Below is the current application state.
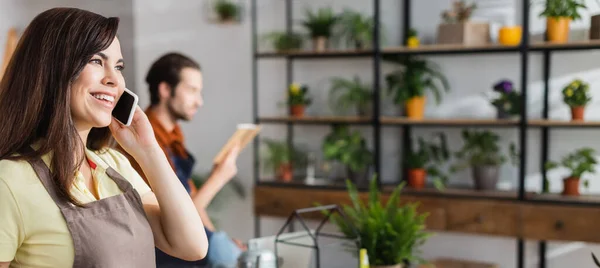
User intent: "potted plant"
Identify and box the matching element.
[212,0,240,23]
[328,76,373,116]
[539,0,587,43]
[335,9,378,49]
[450,129,519,190]
[300,7,339,51]
[405,133,450,190]
[562,78,591,121]
[384,55,450,119]
[326,177,431,267]
[287,82,311,117]
[490,79,522,119]
[544,147,596,196]
[406,28,420,48]
[263,31,304,52]
[262,139,306,182]
[437,1,489,46]
[322,125,373,187]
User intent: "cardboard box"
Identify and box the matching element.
[437,22,490,46]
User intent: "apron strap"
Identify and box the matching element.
[19,146,72,209]
[105,167,133,193]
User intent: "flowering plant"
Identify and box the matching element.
[490,79,522,116]
[287,83,312,106]
[562,79,591,107]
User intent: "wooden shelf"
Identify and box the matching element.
[380,117,519,127]
[258,115,372,125]
[530,39,600,51]
[256,48,373,58]
[389,186,523,200]
[528,119,600,128]
[382,43,520,55]
[529,193,600,205]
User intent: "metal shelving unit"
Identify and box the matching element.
[250,1,600,267]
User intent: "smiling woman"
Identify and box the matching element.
[0,7,208,268]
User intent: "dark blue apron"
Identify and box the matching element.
[155,149,213,267]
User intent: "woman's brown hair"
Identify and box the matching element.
[0,7,120,206]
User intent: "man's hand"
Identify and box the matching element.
[210,144,240,182]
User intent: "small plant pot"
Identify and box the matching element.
[312,36,328,52]
[290,105,305,117]
[405,96,426,119]
[472,165,499,190]
[407,168,426,189]
[546,17,571,43]
[498,26,522,45]
[357,102,372,117]
[562,177,580,196]
[407,36,420,48]
[276,163,293,182]
[570,106,584,121]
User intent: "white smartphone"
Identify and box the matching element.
[112,87,138,126]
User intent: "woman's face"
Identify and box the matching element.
[70,37,125,131]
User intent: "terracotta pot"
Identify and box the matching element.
[407,168,426,189]
[562,177,580,196]
[276,163,293,182]
[405,96,426,119]
[546,17,571,43]
[290,105,305,117]
[312,36,328,51]
[571,106,584,121]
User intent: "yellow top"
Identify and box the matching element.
[0,146,152,268]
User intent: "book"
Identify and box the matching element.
[213,123,260,164]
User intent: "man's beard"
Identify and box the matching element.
[167,101,189,121]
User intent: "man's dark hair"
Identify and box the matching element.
[145,52,201,106]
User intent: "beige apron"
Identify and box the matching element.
[23,146,156,267]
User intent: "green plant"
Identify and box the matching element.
[301,7,339,38]
[325,177,431,266]
[384,55,450,105]
[262,138,306,171]
[407,28,418,39]
[213,0,239,21]
[328,76,372,115]
[545,147,597,186]
[287,82,311,106]
[335,9,375,48]
[562,78,591,107]
[441,1,477,23]
[263,32,304,51]
[322,124,372,173]
[450,129,519,172]
[405,133,451,190]
[490,79,522,116]
[539,0,587,20]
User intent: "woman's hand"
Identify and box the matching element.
[108,106,158,158]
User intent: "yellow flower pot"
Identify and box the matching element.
[498,26,522,45]
[407,36,420,48]
[546,17,571,43]
[405,96,426,119]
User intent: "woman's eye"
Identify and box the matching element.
[116,65,125,71]
[90,59,102,65]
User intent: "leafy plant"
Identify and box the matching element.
[450,129,519,172]
[545,147,597,186]
[213,0,239,21]
[490,79,522,116]
[539,0,587,20]
[384,55,450,105]
[263,32,304,51]
[335,9,374,48]
[301,7,340,38]
[328,76,372,116]
[287,82,312,106]
[407,28,418,39]
[562,78,591,107]
[262,138,306,172]
[322,124,373,173]
[441,0,477,23]
[325,177,431,266]
[405,133,451,190]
